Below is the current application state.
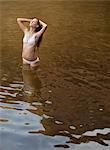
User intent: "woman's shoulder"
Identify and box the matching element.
[24,29,29,34]
[34,32,40,38]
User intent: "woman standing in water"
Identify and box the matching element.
[17,17,47,68]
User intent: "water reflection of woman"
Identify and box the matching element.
[22,66,42,97]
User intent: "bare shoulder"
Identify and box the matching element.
[24,28,29,34]
[34,32,40,38]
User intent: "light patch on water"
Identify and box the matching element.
[55,120,63,125]
[72,134,81,139]
[73,141,110,150]
[82,128,110,137]
[0,95,6,99]
[59,130,70,134]
[45,100,52,104]
[0,100,37,110]
[32,102,43,106]
[0,85,22,91]
[42,114,53,119]
[69,125,76,130]
[0,108,44,135]
[9,83,24,88]
[0,91,17,97]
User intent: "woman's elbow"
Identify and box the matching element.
[17,18,22,22]
[17,18,20,22]
[42,24,47,30]
[45,24,48,29]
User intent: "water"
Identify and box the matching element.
[0,0,110,150]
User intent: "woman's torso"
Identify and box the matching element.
[22,31,39,60]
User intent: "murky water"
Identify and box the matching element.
[0,0,110,150]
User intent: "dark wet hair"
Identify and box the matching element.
[30,17,43,48]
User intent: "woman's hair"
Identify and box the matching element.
[30,17,43,48]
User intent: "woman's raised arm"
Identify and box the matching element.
[17,18,32,22]
[37,19,47,37]
[17,18,32,32]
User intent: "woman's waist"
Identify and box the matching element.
[23,45,36,51]
[22,52,39,61]
[22,46,39,60]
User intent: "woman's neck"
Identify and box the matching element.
[29,27,36,34]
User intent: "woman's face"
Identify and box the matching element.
[29,18,39,28]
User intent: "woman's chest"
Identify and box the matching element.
[23,33,38,45]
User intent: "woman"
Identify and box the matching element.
[17,17,47,68]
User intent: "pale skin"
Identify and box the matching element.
[17,17,47,68]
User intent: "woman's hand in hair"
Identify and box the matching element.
[36,20,47,37]
[39,20,47,28]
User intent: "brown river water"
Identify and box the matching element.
[0,0,110,150]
